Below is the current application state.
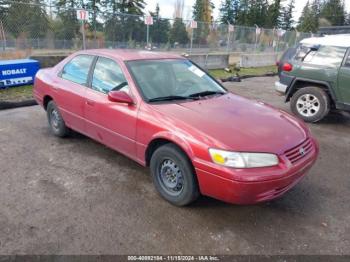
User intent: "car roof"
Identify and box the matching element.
[75,49,185,61]
[300,34,350,48]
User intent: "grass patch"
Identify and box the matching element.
[209,65,277,79]
[0,85,33,102]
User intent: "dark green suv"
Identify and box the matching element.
[275,35,350,122]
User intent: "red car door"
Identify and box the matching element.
[84,56,138,159]
[55,54,95,133]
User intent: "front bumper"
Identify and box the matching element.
[194,139,319,205]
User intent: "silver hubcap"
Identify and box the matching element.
[51,109,60,129]
[159,159,184,196]
[296,94,320,117]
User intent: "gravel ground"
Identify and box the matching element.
[0,76,350,255]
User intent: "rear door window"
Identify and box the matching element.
[294,45,315,61]
[61,55,95,85]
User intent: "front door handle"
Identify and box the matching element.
[86,100,95,106]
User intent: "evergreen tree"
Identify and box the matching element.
[0,0,7,17]
[246,0,269,27]
[103,0,145,43]
[236,0,249,25]
[169,18,188,45]
[5,0,49,39]
[192,0,214,22]
[281,0,294,30]
[54,0,81,41]
[118,0,145,15]
[86,0,102,34]
[320,0,345,26]
[219,0,239,25]
[103,0,120,42]
[346,13,350,25]
[192,0,214,45]
[28,0,50,38]
[219,0,236,24]
[265,0,282,28]
[150,4,170,44]
[297,0,319,32]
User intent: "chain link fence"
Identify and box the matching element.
[0,2,315,58]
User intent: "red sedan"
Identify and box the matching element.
[33,49,319,206]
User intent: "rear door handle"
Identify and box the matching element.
[86,100,95,106]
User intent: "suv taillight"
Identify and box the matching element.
[282,63,293,72]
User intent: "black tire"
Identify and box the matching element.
[47,101,69,137]
[150,144,199,206]
[290,86,330,123]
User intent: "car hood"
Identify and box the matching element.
[152,93,308,154]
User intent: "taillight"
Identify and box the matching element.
[282,63,293,72]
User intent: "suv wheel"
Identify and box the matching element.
[150,144,199,206]
[291,86,330,123]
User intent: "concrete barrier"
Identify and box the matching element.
[30,53,230,70]
[29,55,67,68]
[189,54,229,69]
[239,53,278,67]
[29,52,277,70]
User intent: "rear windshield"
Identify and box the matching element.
[294,45,318,62]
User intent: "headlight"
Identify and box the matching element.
[209,149,279,168]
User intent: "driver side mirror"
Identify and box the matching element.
[108,91,134,105]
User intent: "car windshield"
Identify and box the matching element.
[127,59,226,102]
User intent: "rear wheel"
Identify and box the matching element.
[290,86,330,123]
[47,101,69,137]
[150,144,199,206]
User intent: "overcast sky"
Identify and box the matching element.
[145,0,350,24]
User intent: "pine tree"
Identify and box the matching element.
[28,0,50,38]
[297,0,320,32]
[54,0,81,42]
[219,0,239,25]
[236,0,249,25]
[281,0,294,30]
[86,0,102,34]
[150,4,170,44]
[246,0,269,27]
[103,0,121,42]
[320,0,345,26]
[265,0,282,28]
[103,0,145,43]
[169,18,188,45]
[346,13,350,25]
[5,0,49,39]
[0,0,7,17]
[192,0,214,22]
[117,0,145,15]
[192,0,214,45]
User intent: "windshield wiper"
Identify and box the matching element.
[148,95,199,102]
[189,90,225,98]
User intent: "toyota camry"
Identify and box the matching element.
[33,50,319,206]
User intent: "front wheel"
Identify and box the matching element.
[290,86,330,123]
[150,144,199,206]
